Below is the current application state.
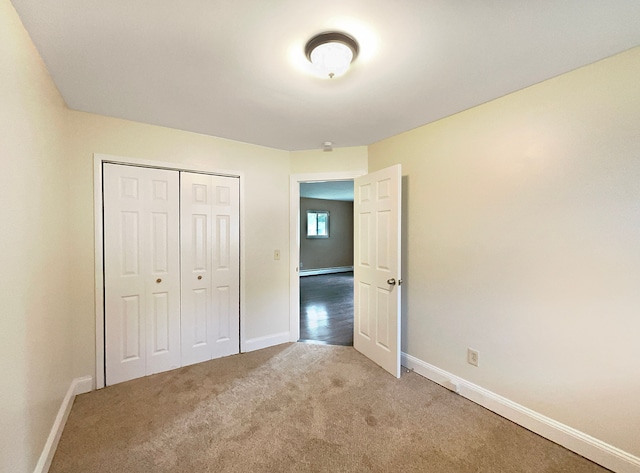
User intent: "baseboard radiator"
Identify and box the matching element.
[299,266,353,277]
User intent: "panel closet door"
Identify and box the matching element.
[103,164,181,386]
[181,172,240,366]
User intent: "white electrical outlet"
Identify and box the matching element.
[467,348,479,367]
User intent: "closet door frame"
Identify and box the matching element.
[93,153,245,389]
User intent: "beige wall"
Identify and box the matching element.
[300,198,354,270]
[368,47,640,456]
[0,1,74,471]
[290,146,368,175]
[66,111,291,378]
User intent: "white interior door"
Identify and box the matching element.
[353,164,402,377]
[181,172,240,366]
[103,163,181,385]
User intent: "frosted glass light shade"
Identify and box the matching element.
[309,42,354,78]
[304,32,359,79]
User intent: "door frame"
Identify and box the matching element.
[289,171,365,342]
[94,153,245,389]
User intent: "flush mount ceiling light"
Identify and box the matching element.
[305,32,359,79]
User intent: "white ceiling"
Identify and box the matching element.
[301,181,354,202]
[11,0,640,151]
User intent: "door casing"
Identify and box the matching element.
[94,153,245,389]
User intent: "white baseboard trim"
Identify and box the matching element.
[401,353,639,473]
[242,332,290,353]
[299,266,353,277]
[34,375,93,473]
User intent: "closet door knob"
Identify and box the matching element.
[197,275,202,280]
[156,278,162,283]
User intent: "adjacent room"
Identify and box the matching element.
[2,1,639,472]
[299,180,355,346]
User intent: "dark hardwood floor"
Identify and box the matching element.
[299,272,354,346]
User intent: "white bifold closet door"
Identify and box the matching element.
[103,164,181,385]
[104,164,240,386]
[180,172,240,366]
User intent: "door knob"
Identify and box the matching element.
[156,278,162,283]
[197,275,202,280]
[387,278,396,286]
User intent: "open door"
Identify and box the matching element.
[354,164,402,378]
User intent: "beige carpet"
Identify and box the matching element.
[51,343,609,472]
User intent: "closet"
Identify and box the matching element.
[103,163,239,386]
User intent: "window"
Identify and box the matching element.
[306,210,329,238]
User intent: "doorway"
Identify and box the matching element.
[292,165,403,376]
[290,175,360,345]
[299,181,354,345]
